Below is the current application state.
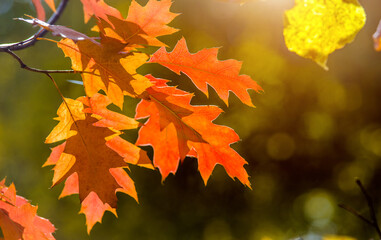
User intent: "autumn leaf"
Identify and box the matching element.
[126,0,179,42]
[17,16,97,43]
[57,38,152,108]
[0,179,56,240]
[284,0,366,69]
[31,0,56,21]
[45,97,152,233]
[149,37,262,107]
[80,0,122,27]
[78,93,140,130]
[373,20,381,51]
[95,16,168,50]
[93,0,179,50]
[136,75,250,186]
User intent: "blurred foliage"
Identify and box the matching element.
[1,0,381,239]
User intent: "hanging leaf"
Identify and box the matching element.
[136,75,251,186]
[45,97,152,233]
[284,0,366,69]
[0,179,56,240]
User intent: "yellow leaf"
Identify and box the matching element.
[45,98,86,143]
[283,0,366,70]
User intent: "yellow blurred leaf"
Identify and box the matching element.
[283,0,366,70]
[323,235,357,240]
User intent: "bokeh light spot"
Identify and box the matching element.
[303,112,334,140]
[266,133,295,160]
[303,191,334,220]
[203,219,232,240]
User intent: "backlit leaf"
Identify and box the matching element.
[0,180,56,240]
[57,38,152,108]
[80,0,122,26]
[284,0,366,69]
[31,0,56,21]
[136,75,250,186]
[45,97,152,233]
[149,37,262,106]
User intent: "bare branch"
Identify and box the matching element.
[4,49,76,74]
[338,178,381,239]
[338,203,374,226]
[0,0,69,51]
[356,179,381,237]
[4,49,100,78]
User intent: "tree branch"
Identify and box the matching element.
[356,179,381,237]
[4,49,76,74]
[4,49,100,77]
[338,178,381,239]
[0,0,69,51]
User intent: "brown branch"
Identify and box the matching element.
[5,49,76,74]
[338,203,374,226]
[338,178,381,239]
[4,49,99,77]
[356,179,381,237]
[0,0,69,51]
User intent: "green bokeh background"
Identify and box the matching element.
[1,0,381,239]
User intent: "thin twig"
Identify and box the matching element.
[356,179,381,237]
[0,0,69,51]
[5,49,76,74]
[338,179,381,239]
[44,73,90,173]
[5,49,99,76]
[338,203,374,226]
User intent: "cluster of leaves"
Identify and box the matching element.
[4,0,379,237]
[0,179,55,239]
[3,0,262,235]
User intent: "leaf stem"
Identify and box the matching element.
[44,73,89,160]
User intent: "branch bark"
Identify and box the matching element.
[339,178,381,239]
[0,0,69,51]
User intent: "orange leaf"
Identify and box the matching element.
[57,38,152,108]
[136,75,250,186]
[45,97,152,233]
[93,0,178,50]
[149,37,263,106]
[373,20,381,51]
[80,0,122,26]
[78,93,139,130]
[31,0,56,21]
[0,180,56,240]
[95,16,167,50]
[126,0,179,43]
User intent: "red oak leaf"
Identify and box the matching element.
[93,0,178,50]
[136,75,250,187]
[0,180,56,240]
[126,0,179,43]
[45,98,152,233]
[149,37,263,106]
[57,38,152,108]
[80,0,122,27]
[31,0,56,21]
[78,93,139,130]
